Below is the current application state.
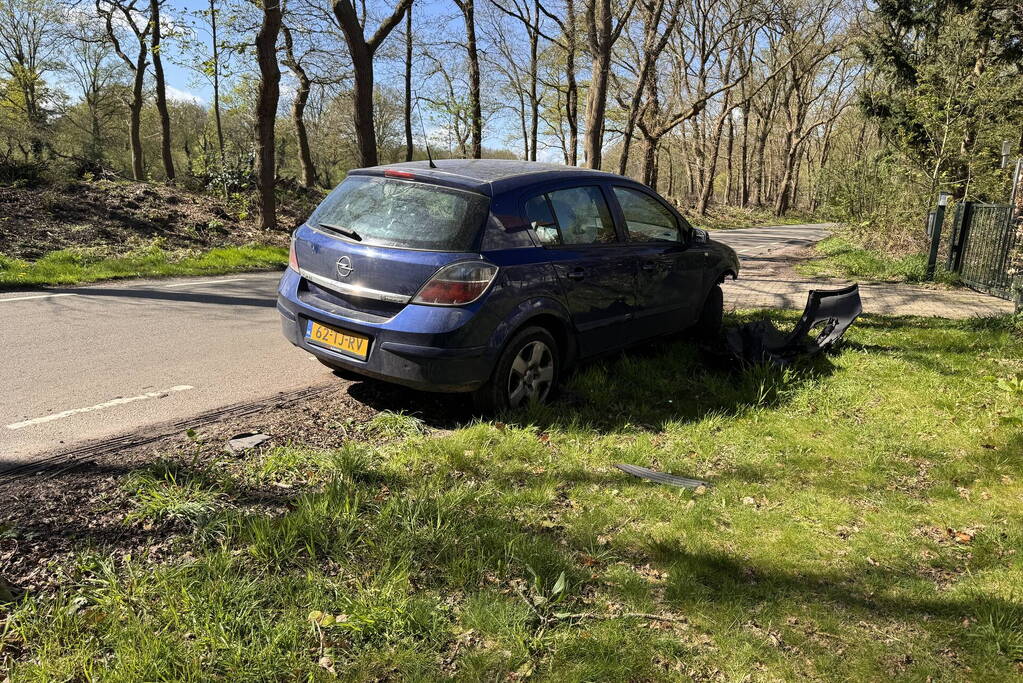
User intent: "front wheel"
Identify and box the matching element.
[473,326,559,413]
[695,284,724,342]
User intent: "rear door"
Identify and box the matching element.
[609,186,704,337]
[524,185,638,357]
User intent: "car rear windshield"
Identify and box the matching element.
[307,175,490,251]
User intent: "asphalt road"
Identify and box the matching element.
[0,273,330,468]
[0,223,832,468]
[708,222,834,261]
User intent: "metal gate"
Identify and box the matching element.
[947,202,1018,299]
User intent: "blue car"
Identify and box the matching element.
[277,160,739,410]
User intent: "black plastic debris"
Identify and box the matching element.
[615,463,711,490]
[724,284,862,366]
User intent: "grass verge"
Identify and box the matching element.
[3,312,1023,680]
[796,235,960,285]
[0,243,287,289]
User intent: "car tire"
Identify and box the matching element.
[695,284,724,342]
[473,326,559,413]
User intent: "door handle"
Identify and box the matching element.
[566,268,586,281]
[641,262,656,272]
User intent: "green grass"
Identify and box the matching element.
[4,313,1023,680]
[796,235,961,285]
[0,243,287,289]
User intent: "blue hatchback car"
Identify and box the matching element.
[277,160,739,410]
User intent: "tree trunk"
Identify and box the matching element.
[348,40,377,166]
[151,0,175,181]
[128,50,146,181]
[528,0,539,161]
[752,119,769,206]
[583,0,612,169]
[457,0,482,158]
[774,145,798,216]
[404,7,413,161]
[282,25,316,187]
[210,0,226,168]
[695,107,729,216]
[739,104,750,206]
[565,0,578,165]
[333,0,412,168]
[640,133,658,187]
[724,115,734,205]
[254,0,282,230]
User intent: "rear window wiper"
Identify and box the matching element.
[317,222,362,241]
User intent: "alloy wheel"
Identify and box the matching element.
[506,340,554,407]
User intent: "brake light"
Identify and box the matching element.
[385,169,415,179]
[288,234,299,272]
[412,261,498,305]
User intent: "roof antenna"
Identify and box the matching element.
[413,93,437,169]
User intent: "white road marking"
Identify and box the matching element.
[5,385,195,430]
[164,278,248,288]
[0,293,76,303]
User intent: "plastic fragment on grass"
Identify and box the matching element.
[724,283,862,366]
[225,432,271,454]
[615,463,711,490]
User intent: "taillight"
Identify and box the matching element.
[288,234,300,272]
[412,261,498,306]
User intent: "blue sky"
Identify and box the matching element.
[155,0,547,157]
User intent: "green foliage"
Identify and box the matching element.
[797,234,961,284]
[0,243,287,288]
[0,158,46,187]
[123,461,229,528]
[364,411,428,439]
[860,0,1023,202]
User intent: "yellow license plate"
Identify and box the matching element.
[306,321,370,360]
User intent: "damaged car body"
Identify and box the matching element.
[277,159,740,410]
[723,284,863,366]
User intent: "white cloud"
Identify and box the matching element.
[166,85,204,105]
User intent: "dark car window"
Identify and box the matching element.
[524,194,561,246]
[544,186,617,245]
[308,175,489,251]
[613,187,680,243]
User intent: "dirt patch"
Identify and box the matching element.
[0,179,322,260]
[0,379,470,596]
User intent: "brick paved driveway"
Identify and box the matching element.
[711,224,1016,319]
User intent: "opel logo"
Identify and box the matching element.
[336,256,353,278]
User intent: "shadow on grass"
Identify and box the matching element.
[348,334,838,435]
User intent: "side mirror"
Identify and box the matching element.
[691,228,710,246]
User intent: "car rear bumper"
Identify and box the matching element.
[277,269,493,392]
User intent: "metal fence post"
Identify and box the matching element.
[926,192,951,281]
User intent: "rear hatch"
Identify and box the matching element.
[293,173,491,320]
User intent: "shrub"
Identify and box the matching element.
[0,158,47,187]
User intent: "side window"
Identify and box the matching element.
[524,194,561,246]
[613,187,680,243]
[546,186,617,245]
